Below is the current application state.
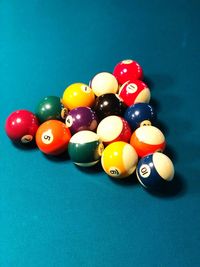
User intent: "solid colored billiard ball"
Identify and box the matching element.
[130,125,166,157]
[93,93,126,121]
[65,107,98,134]
[5,109,39,144]
[90,72,119,96]
[62,83,95,110]
[36,120,71,155]
[124,103,156,130]
[113,59,143,85]
[68,130,104,166]
[97,115,132,145]
[101,141,138,178]
[136,152,175,190]
[119,80,150,106]
[35,96,68,123]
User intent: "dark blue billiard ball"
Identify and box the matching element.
[124,103,156,131]
[136,152,174,190]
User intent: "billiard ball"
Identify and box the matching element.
[36,120,71,155]
[119,80,150,106]
[113,59,143,84]
[68,130,104,166]
[96,115,132,145]
[130,126,166,157]
[101,141,138,178]
[5,109,39,144]
[89,72,119,96]
[124,103,156,130]
[65,107,98,134]
[93,93,126,121]
[35,96,68,123]
[136,152,175,190]
[62,83,95,110]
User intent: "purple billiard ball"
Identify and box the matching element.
[65,107,98,134]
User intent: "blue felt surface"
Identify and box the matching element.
[0,0,200,266]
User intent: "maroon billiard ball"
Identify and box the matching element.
[113,59,143,85]
[5,110,39,144]
[65,107,98,134]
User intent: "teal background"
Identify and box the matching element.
[0,0,200,266]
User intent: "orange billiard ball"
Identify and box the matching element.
[130,126,166,157]
[36,120,71,155]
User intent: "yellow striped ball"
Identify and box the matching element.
[101,141,138,178]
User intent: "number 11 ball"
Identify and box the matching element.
[136,152,175,190]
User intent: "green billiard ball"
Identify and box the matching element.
[35,96,68,123]
[68,130,104,167]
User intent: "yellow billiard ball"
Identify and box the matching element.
[101,141,138,179]
[62,83,95,110]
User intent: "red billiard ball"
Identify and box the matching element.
[36,120,71,156]
[5,110,39,144]
[113,59,143,85]
[119,80,150,106]
[96,115,132,145]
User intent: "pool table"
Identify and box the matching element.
[1,1,200,266]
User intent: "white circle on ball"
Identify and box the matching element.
[21,135,33,143]
[126,83,138,94]
[122,59,133,64]
[42,130,53,144]
[109,167,121,177]
[65,115,73,127]
[81,85,91,93]
[139,164,151,178]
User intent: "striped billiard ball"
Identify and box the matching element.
[90,72,119,97]
[119,80,150,106]
[101,141,138,178]
[68,130,104,167]
[136,152,175,190]
[96,115,132,145]
[130,125,166,157]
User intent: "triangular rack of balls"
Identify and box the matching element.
[5,59,175,191]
